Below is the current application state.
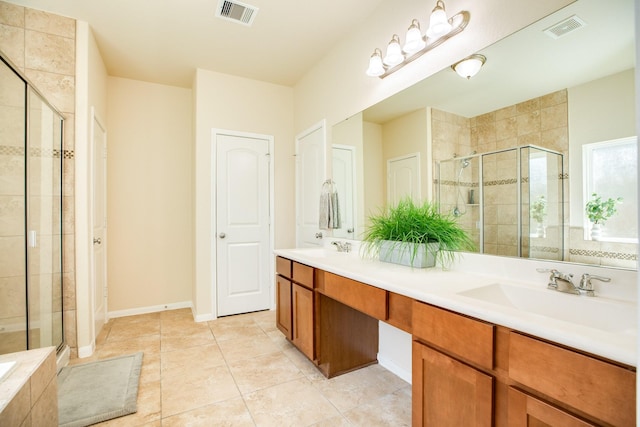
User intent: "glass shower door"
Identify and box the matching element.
[27,88,64,350]
[0,58,27,353]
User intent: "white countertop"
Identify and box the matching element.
[274,246,637,367]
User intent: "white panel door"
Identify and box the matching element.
[296,121,325,247]
[387,153,420,205]
[91,109,107,336]
[216,133,271,316]
[332,145,356,239]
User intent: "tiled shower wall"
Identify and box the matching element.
[0,1,77,356]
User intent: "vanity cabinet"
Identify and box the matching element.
[274,256,636,426]
[412,300,495,426]
[275,256,314,359]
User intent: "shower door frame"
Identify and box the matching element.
[1,51,65,354]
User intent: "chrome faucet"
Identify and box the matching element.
[537,268,611,296]
[331,241,352,253]
[578,273,611,297]
[537,268,580,295]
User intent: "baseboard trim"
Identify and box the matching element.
[378,353,412,384]
[192,307,215,323]
[78,342,95,359]
[108,301,192,319]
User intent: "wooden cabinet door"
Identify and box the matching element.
[508,388,596,427]
[276,275,292,340]
[292,284,314,359]
[413,341,493,427]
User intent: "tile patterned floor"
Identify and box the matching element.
[68,309,411,426]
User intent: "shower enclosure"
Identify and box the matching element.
[437,145,564,260]
[0,54,64,355]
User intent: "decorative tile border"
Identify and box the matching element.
[0,145,74,159]
[530,246,560,253]
[569,248,637,261]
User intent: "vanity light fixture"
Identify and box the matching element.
[366,0,469,79]
[451,54,486,79]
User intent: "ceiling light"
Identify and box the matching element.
[426,0,453,39]
[365,1,469,79]
[403,19,426,54]
[383,35,404,67]
[452,54,486,79]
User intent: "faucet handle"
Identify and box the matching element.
[537,268,559,289]
[579,273,611,296]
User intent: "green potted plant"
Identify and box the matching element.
[361,198,476,268]
[531,195,546,238]
[585,193,622,240]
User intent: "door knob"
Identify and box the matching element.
[219,233,226,239]
[93,238,102,245]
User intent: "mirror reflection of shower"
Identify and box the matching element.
[437,145,564,261]
[452,152,475,217]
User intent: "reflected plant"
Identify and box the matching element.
[531,195,547,224]
[585,193,622,225]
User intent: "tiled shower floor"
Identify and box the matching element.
[68,308,411,426]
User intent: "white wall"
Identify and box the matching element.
[106,77,193,313]
[193,68,294,320]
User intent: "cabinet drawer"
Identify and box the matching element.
[509,332,636,427]
[387,292,412,333]
[276,256,292,279]
[412,301,494,370]
[508,387,597,427]
[323,272,387,320]
[292,262,314,289]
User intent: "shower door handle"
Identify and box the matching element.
[93,238,102,245]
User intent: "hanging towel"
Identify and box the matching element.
[319,180,341,230]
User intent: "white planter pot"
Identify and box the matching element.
[379,240,439,268]
[591,223,602,241]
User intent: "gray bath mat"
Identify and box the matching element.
[58,352,143,427]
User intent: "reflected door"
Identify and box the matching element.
[332,145,356,239]
[387,153,420,205]
[296,122,325,247]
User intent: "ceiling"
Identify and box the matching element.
[6,0,386,87]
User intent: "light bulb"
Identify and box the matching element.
[426,0,452,39]
[383,34,404,67]
[403,19,426,54]
[366,49,385,77]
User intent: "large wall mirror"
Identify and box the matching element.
[332,0,637,269]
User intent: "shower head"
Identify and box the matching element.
[461,158,470,168]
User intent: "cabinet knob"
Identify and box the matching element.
[219,232,226,239]
[93,238,102,245]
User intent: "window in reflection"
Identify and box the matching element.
[583,137,638,242]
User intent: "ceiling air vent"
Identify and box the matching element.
[216,0,259,26]
[543,15,586,39]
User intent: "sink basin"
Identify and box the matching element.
[458,283,636,334]
[0,361,16,382]
[287,248,348,258]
